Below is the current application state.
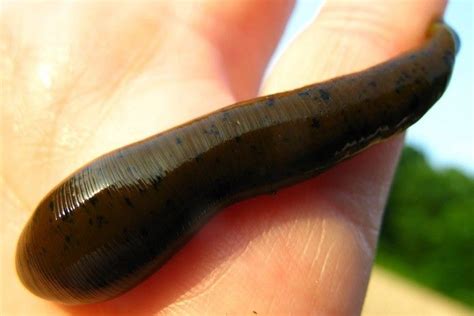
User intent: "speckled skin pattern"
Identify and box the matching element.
[16,23,458,305]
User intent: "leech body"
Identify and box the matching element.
[16,23,458,304]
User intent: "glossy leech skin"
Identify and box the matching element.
[16,23,458,305]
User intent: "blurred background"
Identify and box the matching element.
[271,0,473,314]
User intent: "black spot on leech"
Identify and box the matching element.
[49,201,54,211]
[151,176,162,190]
[369,81,377,88]
[395,88,402,95]
[212,124,220,135]
[176,137,182,145]
[266,98,275,107]
[89,196,98,206]
[195,155,203,163]
[221,112,230,122]
[65,235,71,243]
[124,197,134,208]
[298,90,310,98]
[235,136,242,143]
[442,51,454,66]
[88,218,94,226]
[140,227,148,238]
[311,118,320,128]
[319,89,330,101]
[203,124,220,136]
[96,215,108,228]
[409,94,420,110]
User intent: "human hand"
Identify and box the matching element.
[1,0,446,314]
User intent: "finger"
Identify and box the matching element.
[264,0,447,92]
[188,0,295,100]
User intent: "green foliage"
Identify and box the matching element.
[376,145,474,306]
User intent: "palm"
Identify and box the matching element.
[1,1,445,315]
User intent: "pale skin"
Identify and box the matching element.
[1,0,447,315]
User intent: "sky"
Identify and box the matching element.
[271,0,474,175]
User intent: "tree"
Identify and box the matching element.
[377,146,474,306]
